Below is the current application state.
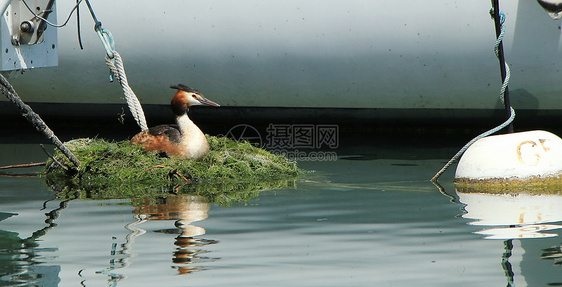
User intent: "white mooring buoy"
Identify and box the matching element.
[455,130,562,184]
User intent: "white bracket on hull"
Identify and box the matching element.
[0,0,57,71]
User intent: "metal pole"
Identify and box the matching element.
[491,0,514,133]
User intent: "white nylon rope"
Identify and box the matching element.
[105,51,148,131]
[86,0,149,132]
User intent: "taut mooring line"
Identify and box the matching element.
[0,74,81,169]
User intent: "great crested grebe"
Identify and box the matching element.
[130,84,220,159]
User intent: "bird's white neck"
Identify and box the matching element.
[176,113,210,159]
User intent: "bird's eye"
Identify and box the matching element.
[192,94,197,98]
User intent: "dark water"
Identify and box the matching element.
[1,133,562,286]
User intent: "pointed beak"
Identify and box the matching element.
[198,96,220,107]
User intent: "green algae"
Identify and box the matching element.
[43,136,302,205]
[455,176,562,195]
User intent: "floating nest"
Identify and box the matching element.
[43,136,302,205]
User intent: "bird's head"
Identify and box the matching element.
[170,84,220,115]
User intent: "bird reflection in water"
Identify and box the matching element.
[132,195,219,275]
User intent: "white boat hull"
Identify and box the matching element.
[2,0,562,110]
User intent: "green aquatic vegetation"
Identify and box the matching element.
[455,176,562,195]
[43,136,301,204]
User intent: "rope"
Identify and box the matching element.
[431,107,515,182]
[0,73,81,169]
[84,0,148,131]
[493,10,510,106]
[431,8,515,182]
[105,51,148,131]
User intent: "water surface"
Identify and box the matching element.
[1,137,562,286]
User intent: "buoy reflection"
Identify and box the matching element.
[455,190,562,239]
